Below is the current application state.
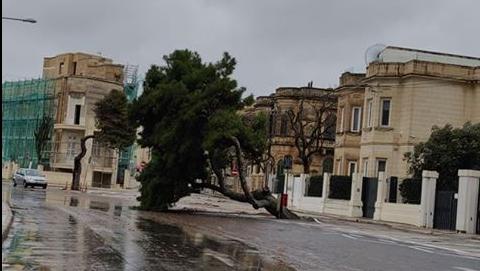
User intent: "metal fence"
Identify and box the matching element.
[329,175,352,200]
[304,175,323,197]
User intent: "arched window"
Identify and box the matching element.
[322,157,334,173]
[276,160,285,179]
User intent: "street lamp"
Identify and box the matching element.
[2,17,37,23]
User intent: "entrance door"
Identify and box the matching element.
[362,177,378,218]
[433,191,457,230]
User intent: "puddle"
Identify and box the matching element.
[89,200,110,212]
[133,218,294,270]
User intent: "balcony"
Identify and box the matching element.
[50,152,75,169]
[54,123,86,131]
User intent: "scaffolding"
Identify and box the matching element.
[116,65,140,184]
[2,78,56,168]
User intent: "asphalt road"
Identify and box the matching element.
[2,182,479,271]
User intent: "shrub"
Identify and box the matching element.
[399,178,422,204]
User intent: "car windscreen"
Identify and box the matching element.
[25,170,42,177]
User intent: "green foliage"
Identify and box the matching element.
[94,89,136,150]
[242,94,255,107]
[399,178,421,204]
[130,49,268,210]
[34,115,53,165]
[405,122,480,191]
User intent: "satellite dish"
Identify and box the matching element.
[364,44,386,66]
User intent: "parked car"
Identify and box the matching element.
[13,168,48,189]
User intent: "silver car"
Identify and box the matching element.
[13,168,48,189]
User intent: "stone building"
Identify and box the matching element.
[334,46,480,179]
[237,86,336,192]
[44,52,126,188]
[333,72,366,176]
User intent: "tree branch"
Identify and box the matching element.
[230,136,272,208]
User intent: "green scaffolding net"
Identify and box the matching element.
[116,65,140,184]
[2,78,55,168]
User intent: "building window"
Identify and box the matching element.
[376,159,387,177]
[363,159,368,177]
[380,99,391,127]
[366,99,373,127]
[66,136,77,160]
[348,161,357,177]
[92,141,102,159]
[336,159,342,175]
[324,114,336,139]
[322,158,333,173]
[280,114,289,136]
[59,62,64,74]
[74,105,81,125]
[73,62,77,75]
[351,107,362,132]
[339,107,345,132]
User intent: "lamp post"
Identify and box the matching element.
[2,17,37,23]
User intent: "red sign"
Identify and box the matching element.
[231,161,238,176]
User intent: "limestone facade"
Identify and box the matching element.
[333,72,366,176]
[334,46,480,179]
[242,86,336,191]
[44,52,125,188]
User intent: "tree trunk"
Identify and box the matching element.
[200,136,299,219]
[71,135,95,190]
[192,182,298,219]
[302,157,310,174]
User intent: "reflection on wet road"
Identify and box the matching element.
[1,184,293,270]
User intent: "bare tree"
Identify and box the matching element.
[285,92,337,173]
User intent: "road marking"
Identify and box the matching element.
[348,233,364,239]
[452,267,479,271]
[342,234,358,240]
[313,218,322,224]
[376,239,396,244]
[409,246,434,254]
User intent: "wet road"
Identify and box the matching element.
[2,183,292,270]
[2,182,480,271]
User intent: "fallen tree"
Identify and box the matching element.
[130,50,298,218]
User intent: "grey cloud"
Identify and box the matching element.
[2,0,479,96]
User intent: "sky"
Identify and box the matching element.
[2,0,479,97]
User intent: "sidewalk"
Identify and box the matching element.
[2,201,13,243]
[291,208,480,240]
[172,192,271,216]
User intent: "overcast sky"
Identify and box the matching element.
[3,0,479,96]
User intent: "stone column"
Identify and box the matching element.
[320,173,330,213]
[348,173,363,217]
[456,170,480,234]
[420,170,438,228]
[374,172,387,220]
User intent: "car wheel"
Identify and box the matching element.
[43,184,47,189]
[13,181,17,187]
[24,182,28,188]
